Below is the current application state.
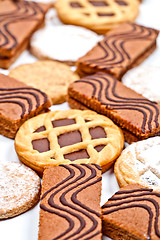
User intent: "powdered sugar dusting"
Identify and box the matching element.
[0,162,40,217]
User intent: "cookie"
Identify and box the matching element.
[122,66,160,104]
[0,0,49,69]
[0,161,41,219]
[0,73,51,139]
[15,109,124,175]
[30,25,102,65]
[9,60,79,105]
[114,137,160,189]
[55,0,140,34]
[102,184,160,240]
[38,164,102,240]
[76,23,159,79]
[68,72,160,144]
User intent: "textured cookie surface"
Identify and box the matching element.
[68,72,160,143]
[76,23,159,78]
[102,184,160,240]
[115,137,160,189]
[55,0,139,34]
[30,25,102,65]
[39,164,102,240]
[0,73,51,139]
[9,60,79,105]
[15,109,124,174]
[0,161,41,219]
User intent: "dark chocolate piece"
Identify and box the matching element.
[52,118,76,128]
[64,149,89,161]
[32,138,50,153]
[58,130,82,147]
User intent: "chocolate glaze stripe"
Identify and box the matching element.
[115,188,153,195]
[40,164,101,240]
[0,2,44,49]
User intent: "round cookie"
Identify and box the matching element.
[9,60,79,105]
[55,0,140,34]
[30,25,102,65]
[115,137,160,190]
[0,161,41,219]
[122,66,160,104]
[15,109,124,174]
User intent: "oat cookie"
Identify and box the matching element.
[0,161,41,219]
[15,110,124,175]
[9,60,79,105]
[55,0,140,34]
[115,137,160,190]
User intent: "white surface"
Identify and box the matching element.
[0,0,160,239]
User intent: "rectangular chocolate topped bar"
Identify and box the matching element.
[0,73,51,138]
[38,164,102,240]
[0,0,49,69]
[68,72,160,143]
[76,22,159,79]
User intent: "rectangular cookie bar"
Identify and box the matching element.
[76,23,159,79]
[0,73,51,139]
[38,164,102,240]
[68,72,160,143]
[102,184,160,240]
[0,0,49,69]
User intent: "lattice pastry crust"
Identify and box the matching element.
[15,110,124,174]
[55,0,140,33]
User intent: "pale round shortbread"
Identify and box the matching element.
[0,162,41,219]
[115,137,160,190]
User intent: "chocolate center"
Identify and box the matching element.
[70,2,83,7]
[58,130,82,148]
[32,138,50,153]
[64,149,89,161]
[95,145,105,152]
[34,126,46,133]
[52,118,76,128]
[115,0,128,6]
[89,1,108,6]
[97,12,115,16]
[89,126,106,139]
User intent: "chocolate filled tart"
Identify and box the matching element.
[38,164,102,240]
[68,72,160,143]
[76,23,159,79]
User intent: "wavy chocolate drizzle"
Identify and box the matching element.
[75,72,160,133]
[102,188,160,240]
[0,87,47,118]
[85,23,158,68]
[0,1,44,50]
[40,164,101,240]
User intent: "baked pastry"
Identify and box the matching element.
[55,0,140,34]
[0,73,51,139]
[102,183,160,240]
[9,60,79,105]
[76,23,159,79]
[122,66,160,104]
[115,137,160,189]
[38,164,102,240]
[26,0,55,7]
[0,0,49,69]
[68,72,160,143]
[0,161,41,219]
[30,25,102,65]
[15,109,124,175]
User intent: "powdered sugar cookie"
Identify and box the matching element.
[30,25,102,65]
[115,137,160,190]
[0,162,41,219]
[122,66,160,104]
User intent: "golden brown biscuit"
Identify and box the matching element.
[15,109,124,175]
[9,60,79,105]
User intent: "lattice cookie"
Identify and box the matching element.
[55,0,140,34]
[15,110,124,174]
[115,137,160,190]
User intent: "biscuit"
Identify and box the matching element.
[122,66,160,104]
[38,164,102,240]
[30,25,102,65]
[68,72,160,144]
[9,60,79,105]
[0,73,51,139]
[26,0,55,7]
[102,183,160,240]
[0,161,41,219]
[15,109,124,175]
[76,23,159,79]
[0,0,49,69]
[114,137,160,189]
[55,0,140,34]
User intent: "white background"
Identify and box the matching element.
[0,0,160,239]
